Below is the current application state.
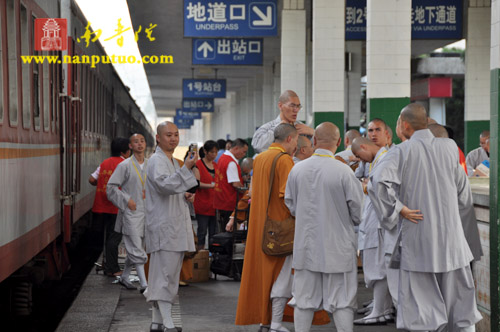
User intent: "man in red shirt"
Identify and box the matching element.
[89,137,131,276]
[214,138,248,231]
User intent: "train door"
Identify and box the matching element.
[60,37,82,243]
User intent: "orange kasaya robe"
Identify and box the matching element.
[235,143,330,326]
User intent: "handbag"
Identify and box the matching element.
[261,152,295,257]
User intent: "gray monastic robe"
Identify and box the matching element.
[251,115,305,153]
[145,146,198,253]
[370,129,479,273]
[107,155,148,237]
[285,148,363,273]
[358,147,388,251]
[465,146,489,176]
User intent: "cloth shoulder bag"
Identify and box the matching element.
[261,152,295,257]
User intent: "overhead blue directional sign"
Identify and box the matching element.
[183,79,226,98]
[184,0,278,37]
[176,109,202,120]
[345,0,462,40]
[182,98,215,112]
[193,38,263,65]
[174,117,194,129]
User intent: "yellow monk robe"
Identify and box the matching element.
[235,143,329,326]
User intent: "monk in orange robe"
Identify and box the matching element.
[236,124,329,331]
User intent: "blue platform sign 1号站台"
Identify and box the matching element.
[174,117,194,129]
[184,0,277,37]
[182,98,215,112]
[193,38,263,65]
[176,109,202,120]
[345,0,462,40]
[183,79,226,98]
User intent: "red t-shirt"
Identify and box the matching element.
[214,153,242,212]
[194,159,218,216]
[91,156,125,214]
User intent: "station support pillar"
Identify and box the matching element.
[311,0,345,147]
[346,41,362,130]
[366,0,411,139]
[281,0,306,122]
[465,5,491,154]
[490,1,500,330]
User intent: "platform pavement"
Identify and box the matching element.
[56,264,403,332]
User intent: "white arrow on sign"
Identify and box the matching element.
[205,101,213,109]
[252,6,272,26]
[197,41,214,58]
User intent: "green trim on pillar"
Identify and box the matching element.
[490,68,500,332]
[245,137,254,158]
[368,97,410,144]
[314,112,344,150]
[464,120,490,155]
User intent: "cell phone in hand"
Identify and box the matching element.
[189,143,198,154]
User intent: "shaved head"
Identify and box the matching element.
[278,90,299,104]
[480,131,490,138]
[314,122,340,148]
[241,157,253,173]
[427,117,438,125]
[156,121,177,135]
[428,124,449,138]
[346,129,361,141]
[351,137,376,154]
[274,123,298,142]
[129,133,145,142]
[400,103,428,131]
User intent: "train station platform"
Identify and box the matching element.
[55,263,403,332]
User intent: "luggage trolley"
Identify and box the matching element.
[211,187,249,280]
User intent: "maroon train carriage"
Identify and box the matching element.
[0,0,154,315]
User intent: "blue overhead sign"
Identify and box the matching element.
[345,0,462,40]
[174,117,194,129]
[182,98,215,112]
[193,38,263,65]
[176,109,202,120]
[183,79,226,98]
[184,0,278,37]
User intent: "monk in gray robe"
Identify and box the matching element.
[144,122,198,332]
[285,122,363,332]
[465,130,489,176]
[107,133,149,291]
[370,103,482,332]
[351,138,393,325]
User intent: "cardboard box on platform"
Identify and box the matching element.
[191,250,209,282]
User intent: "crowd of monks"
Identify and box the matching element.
[93,88,486,332]
[234,90,483,332]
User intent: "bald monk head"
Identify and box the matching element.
[351,137,382,163]
[274,123,298,155]
[400,103,428,139]
[428,124,449,138]
[480,130,490,152]
[313,122,341,154]
[240,157,254,174]
[156,121,179,153]
[396,116,406,142]
[344,129,361,148]
[294,135,314,161]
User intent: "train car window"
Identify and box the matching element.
[7,0,18,126]
[43,58,49,131]
[51,54,58,133]
[82,65,86,131]
[20,4,30,129]
[32,48,40,130]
